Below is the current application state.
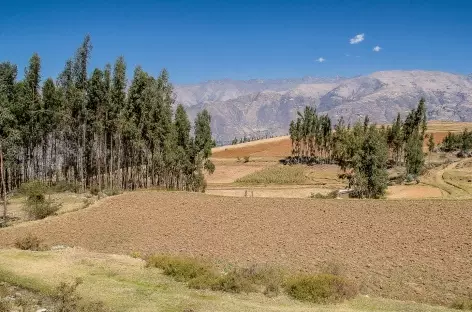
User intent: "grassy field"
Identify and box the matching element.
[0,248,459,312]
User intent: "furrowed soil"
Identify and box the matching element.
[1,192,471,306]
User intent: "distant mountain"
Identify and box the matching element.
[174,71,472,143]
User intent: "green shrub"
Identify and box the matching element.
[21,181,61,220]
[90,185,100,196]
[15,233,44,251]
[145,255,215,282]
[451,298,472,310]
[285,274,357,304]
[187,273,220,290]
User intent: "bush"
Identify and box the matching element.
[15,233,44,251]
[0,299,10,312]
[243,156,250,163]
[211,270,256,293]
[24,197,61,220]
[145,255,215,282]
[21,181,61,220]
[310,190,338,199]
[451,298,472,310]
[89,185,100,196]
[285,274,357,304]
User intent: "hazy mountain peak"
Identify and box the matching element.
[175,70,472,144]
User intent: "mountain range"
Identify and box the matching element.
[174,70,472,143]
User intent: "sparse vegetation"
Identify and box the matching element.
[285,274,357,304]
[236,165,307,184]
[14,233,44,251]
[451,297,472,310]
[311,190,338,199]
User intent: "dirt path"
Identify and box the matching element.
[422,159,472,198]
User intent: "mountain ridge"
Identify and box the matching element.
[174,70,472,143]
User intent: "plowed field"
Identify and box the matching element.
[1,192,471,305]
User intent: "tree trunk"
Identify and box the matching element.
[1,143,7,227]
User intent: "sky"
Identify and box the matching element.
[1,0,471,84]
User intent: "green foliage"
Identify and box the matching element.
[350,125,389,199]
[14,233,43,251]
[145,255,215,282]
[428,133,435,153]
[0,36,216,200]
[405,132,425,176]
[20,181,61,219]
[285,274,357,304]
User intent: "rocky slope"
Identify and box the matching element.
[174,71,472,143]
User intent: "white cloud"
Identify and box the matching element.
[345,53,350,57]
[350,33,365,44]
[373,45,382,52]
[316,57,325,63]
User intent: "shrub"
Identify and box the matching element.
[0,299,10,312]
[21,181,61,220]
[213,270,255,293]
[130,251,142,259]
[311,190,338,199]
[89,185,100,196]
[451,298,472,310]
[243,156,250,163]
[285,274,357,304]
[23,197,61,220]
[145,255,215,282]
[15,233,44,251]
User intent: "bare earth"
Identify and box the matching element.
[1,191,471,305]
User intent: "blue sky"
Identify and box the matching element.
[1,0,471,84]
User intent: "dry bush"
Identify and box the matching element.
[243,156,250,163]
[285,274,357,304]
[0,299,10,312]
[145,255,215,282]
[15,233,44,251]
[451,297,472,310]
[311,190,338,199]
[54,278,109,312]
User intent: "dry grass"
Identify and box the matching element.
[235,165,308,185]
[0,249,460,312]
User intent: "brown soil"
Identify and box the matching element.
[212,121,471,159]
[1,192,471,305]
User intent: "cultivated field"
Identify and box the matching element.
[1,191,472,307]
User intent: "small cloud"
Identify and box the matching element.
[355,55,361,58]
[345,53,350,57]
[373,45,382,52]
[316,57,325,63]
[350,33,365,44]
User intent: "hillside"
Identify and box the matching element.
[1,191,471,305]
[175,71,472,142]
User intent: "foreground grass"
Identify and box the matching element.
[0,248,458,312]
